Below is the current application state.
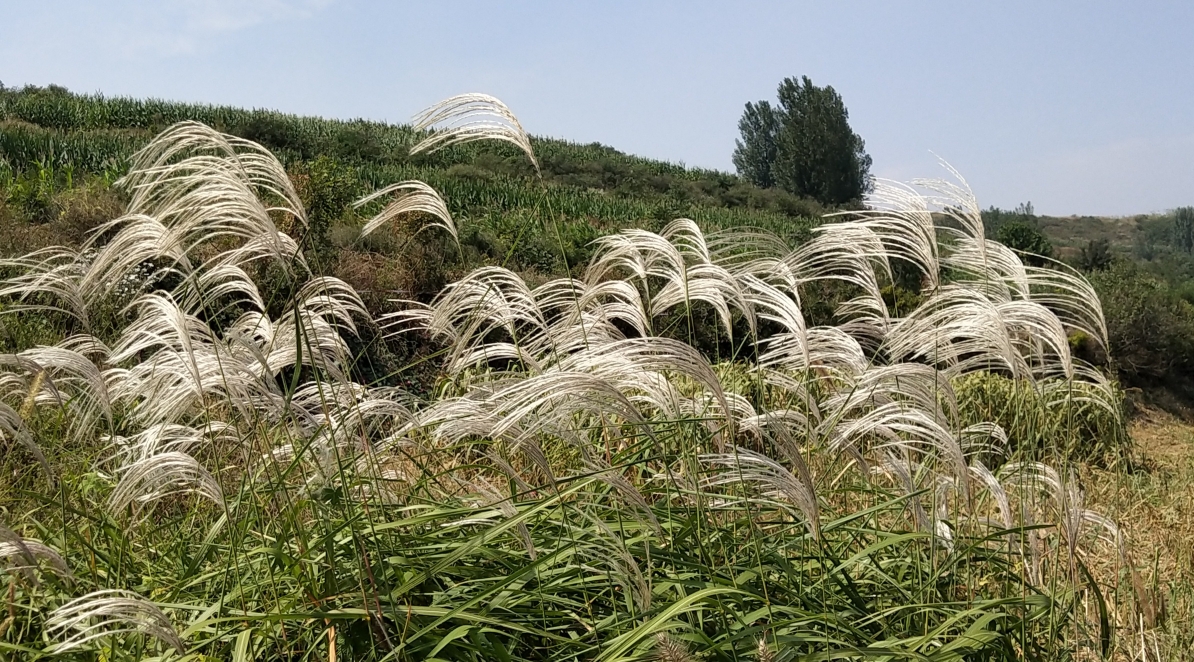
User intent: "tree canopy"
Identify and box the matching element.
[995,220,1053,266]
[732,76,872,206]
[1175,206,1194,253]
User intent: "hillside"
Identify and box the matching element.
[7,85,1194,406]
[0,84,828,276]
[4,85,1194,660]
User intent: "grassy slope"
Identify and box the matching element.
[1087,410,1194,656]
[1039,214,1140,253]
[3,85,1194,657]
[0,86,830,258]
[1025,209,1194,656]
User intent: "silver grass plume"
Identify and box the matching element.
[872,451,934,534]
[585,457,663,537]
[0,524,73,585]
[970,459,1041,583]
[0,401,51,476]
[582,514,652,614]
[354,180,458,243]
[45,589,184,654]
[467,476,536,559]
[702,447,820,539]
[85,122,308,308]
[0,247,91,328]
[411,93,540,172]
[1000,462,1122,564]
[6,340,114,434]
[108,451,225,515]
[119,120,306,229]
[104,421,235,466]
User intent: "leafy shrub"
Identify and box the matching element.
[4,159,61,222]
[953,372,1128,463]
[981,201,1036,237]
[1078,238,1114,271]
[330,123,385,161]
[290,156,362,255]
[995,220,1053,266]
[235,113,317,159]
[1090,262,1194,392]
[50,179,124,235]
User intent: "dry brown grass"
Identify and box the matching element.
[1084,408,1194,659]
[0,184,125,257]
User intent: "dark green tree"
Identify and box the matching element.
[731,101,779,189]
[995,220,1053,266]
[1078,238,1113,272]
[981,201,1036,237]
[733,76,872,205]
[1175,206,1194,253]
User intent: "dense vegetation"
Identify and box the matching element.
[984,202,1194,404]
[0,84,829,280]
[0,86,1168,660]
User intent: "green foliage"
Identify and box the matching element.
[1090,262,1194,391]
[0,101,1139,658]
[292,155,362,253]
[880,282,922,317]
[48,179,125,235]
[2,449,1079,661]
[5,160,60,222]
[953,372,1129,463]
[995,220,1053,266]
[730,100,779,189]
[0,85,831,284]
[234,112,319,159]
[733,76,872,205]
[1175,206,1194,253]
[1078,238,1114,272]
[982,201,1036,237]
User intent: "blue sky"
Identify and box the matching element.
[2,1,1191,216]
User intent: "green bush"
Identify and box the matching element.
[995,220,1053,266]
[1090,262,1194,392]
[953,371,1128,463]
[290,155,362,255]
[49,179,124,235]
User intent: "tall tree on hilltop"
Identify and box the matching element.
[731,101,780,189]
[733,76,872,206]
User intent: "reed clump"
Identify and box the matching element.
[0,93,1144,660]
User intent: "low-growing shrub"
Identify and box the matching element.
[289,155,363,254]
[953,371,1129,463]
[50,179,124,235]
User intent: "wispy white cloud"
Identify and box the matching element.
[102,0,334,57]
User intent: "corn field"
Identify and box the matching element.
[0,94,1147,661]
[0,87,823,261]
